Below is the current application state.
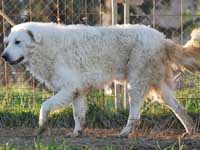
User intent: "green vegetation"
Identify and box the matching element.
[0,138,192,150]
[0,84,199,149]
[0,83,199,129]
[0,140,80,150]
[0,74,199,149]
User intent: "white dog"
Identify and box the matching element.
[2,22,197,137]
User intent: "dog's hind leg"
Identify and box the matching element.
[118,76,148,137]
[160,83,195,134]
[66,96,87,137]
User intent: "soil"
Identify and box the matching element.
[0,128,200,149]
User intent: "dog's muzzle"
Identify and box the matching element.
[1,52,24,65]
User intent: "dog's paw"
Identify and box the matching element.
[112,132,129,138]
[114,126,133,138]
[180,131,193,139]
[181,127,196,138]
[180,132,189,139]
[65,131,82,138]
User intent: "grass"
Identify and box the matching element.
[0,140,80,150]
[0,138,193,150]
[33,140,80,150]
[0,86,199,128]
[0,87,50,114]
[0,81,198,149]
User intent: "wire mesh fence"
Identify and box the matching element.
[0,0,102,88]
[0,0,200,115]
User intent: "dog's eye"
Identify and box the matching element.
[15,40,21,45]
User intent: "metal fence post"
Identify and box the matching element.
[124,0,130,24]
[112,0,117,25]
[114,80,120,110]
[99,0,102,25]
[2,0,8,89]
[29,0,32,21]
[123,81,128,109]
[57,0,60,23]
[180,0,183,44]
[152,0,156,27]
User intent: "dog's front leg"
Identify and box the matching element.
[66,96,88,137]
[35,89,74,136]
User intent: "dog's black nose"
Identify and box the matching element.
[2,53,9,61]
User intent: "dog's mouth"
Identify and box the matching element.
[9,56,24,65]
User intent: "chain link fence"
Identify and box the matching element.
[0,0,102,88]
[0,0,200,110]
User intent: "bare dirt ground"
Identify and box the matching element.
[0,128,200,149]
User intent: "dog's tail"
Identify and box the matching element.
[165,33,200,73]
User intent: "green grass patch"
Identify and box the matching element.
[0,140,80,150]
[0,86,199,128]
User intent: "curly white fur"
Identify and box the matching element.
[2,22,196,137]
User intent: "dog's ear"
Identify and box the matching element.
[26,29,42,44]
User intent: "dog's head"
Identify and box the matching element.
[1,23,42,65]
